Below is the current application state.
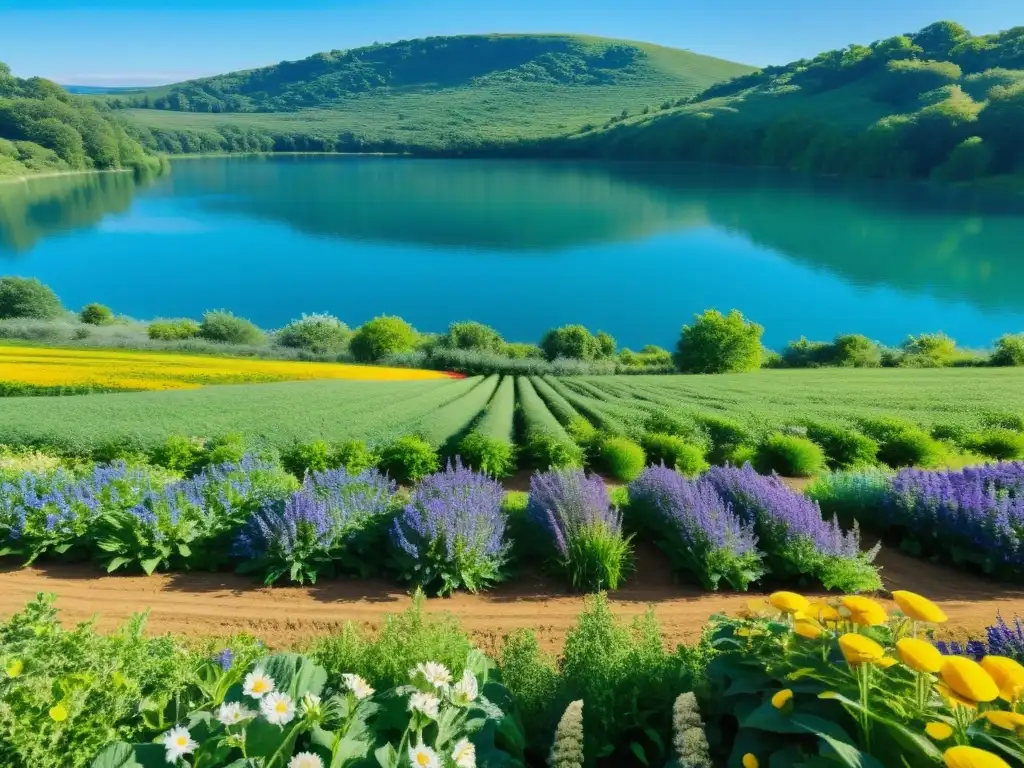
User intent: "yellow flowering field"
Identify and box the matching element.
[0,345,451,392]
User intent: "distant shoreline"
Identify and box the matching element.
[0,168,133,186]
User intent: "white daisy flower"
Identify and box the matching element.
[299,692,322,717]
[408,691,440,720]
[411,661,452,689]
[243,669,275,700]
[451,738,476,768]
[408,743,441,768]
[288,752,324,768]
[260,691,296,726]
[216,701,255,727]
[450,668,479,706]
[341,673,375,700]
[162,726,198,764]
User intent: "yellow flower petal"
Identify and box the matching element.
[892,591,948,623]
[897,638,944,674]
[5,659,23,678]
[742,754,759,768]
[876,657,898,669]
[771,689,793,709]
[741,599,771,618]
[981,710,1024,731]
[980,656,1024,702]
[939,657,999,705]
[802,601,841,623]
[49,704,68,723]
[936,683,978,710]
[943,745,1011,768]
[769,592,809,615]
[839,596,888,627]
[838,633,885,665]
[925,722,954,741]
[793,618,824,640]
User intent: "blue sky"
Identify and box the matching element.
[3,0,1018,86]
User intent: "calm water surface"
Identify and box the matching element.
[2,156,1024,350]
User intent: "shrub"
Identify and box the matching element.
[754,433,826,477]
[596,436,646,482]
[377,435,440,484]
[540,325,601,362]
[149,434,204,473]
[566,415,598,450]
[198,310,264,345]
[674,309,763,373]
[330,440,377,475]
[202,433,247,467]
[804,422,879,469]
[280,439,333,477]
[527,469,632,591]
[964,429,1024,460]
[276,313,350,353]
[0,276,63,319]
[991,333,1024,366]
[523,431,586,470]
[783,334,882,368]
[349,315,419,362]
[806,467,894,528]
[456,431,516,478]
[503,341,545,359]
[982,411,1024,432]
[595,331,616,358]
[78,303,114,326]
[877,429,946,468]
[640,433,708,476]
[899,332,960,367]
[441,320,504,353]
[147,318,200,341]
[696,414,750,463]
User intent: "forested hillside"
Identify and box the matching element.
[552,21,1024,182]
[102,34,754,154]
[0,63,165,178]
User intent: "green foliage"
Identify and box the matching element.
[695,414,750,464]
[523,431,586,470]
[275,313,349,354]
[566,415,599,451]
[149,434,205,473]
[595,331,616,359]
[933,135,991,181]
[876,58,962,104]
[330,440,378,475]
[964,428,1024,460]
[541,325,602,362]
[878,429,946,468]
[474,374,516,443]
[349,315,419,363]
[754,433,826,477]
[805,467,894,526]
[504,342,545,360]
[198,310,265,345]
[456,432,516,478]
[147,318,200,341]
[441,321,504,353]
[782,334,881,368]
[898,332,962,367]
[0,277,63,320]
[640,433,708,476]
[596,435,646,482]
[280,439,333,477]
[803,422,879,470]
[564,517,634,592]
[377,435,440,484]
[674,310,764,374]
[78,303,114,326]
[991,333,1024,367]
[549,700,584,768]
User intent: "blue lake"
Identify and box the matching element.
[2,155,1024,350]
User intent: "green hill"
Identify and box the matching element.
[0,63,165,178]
[104,34,754,153]
[552,21,1024,183]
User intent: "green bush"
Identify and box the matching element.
[596,436,646,482]
[349,315,419,362]
[540,324,602,361]
[377,435,440,484]
[202,433,247,467]
[695,414,749,463]
[92,436,147,464]
[276,313,350,353]
[899,332,960,367]
[502,342,545,360]
[803,422,879,469]
[931,422,971,444]
[523,431,585,470]
[441,320,504,353]
[0,277,63,320]
[330,440,377,475]
[857,415,920,444]
[991,333,1024,366]
[595,330,616,358]
[878,429,946,468]
[566,415,599,450]
[455,431,516,478]
[754,433,826,477]
[78,303,114,326]
[981,411,1024,432]
[783,334,882,368]
[280,439,333,477]
[674,309,763,373]
[149,434,204,473]
[640,433,709,476]
[965,429,1024,460]
[147,318,200,341]
[198,310,264,345]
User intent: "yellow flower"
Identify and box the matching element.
[981,710,1024,731]
[839,596,888,627]
[980,656,1024,702]
[876,657,898,669]
[897,638,944,674]
[891,591,948,623]
[936,683,979,710]
[838,633,885,665]
[939,657,999,705]
[741,599,771,618]
[801,601,841,624]
[925,722,954,741]
[49,704,68,722]
[742,754,759,768]
[5,659,23,678]
[793,618,824,640]
[943,745,1011,768]
[769,592,809,615]
[771,689,793,709]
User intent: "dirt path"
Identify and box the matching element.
[2,544,1022,653]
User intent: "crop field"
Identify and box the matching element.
[0,344,449,393]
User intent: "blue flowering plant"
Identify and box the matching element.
[629,464,764,591]
[527,468,633,592]
[389,459,510,596]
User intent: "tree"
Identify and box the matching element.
[595,331,616,358]
[198,310,265,345]
[277,313,350,353]
[349,315,419,362]
[913,21,971,61]
[991,334,1024,367]
[933,136,991,181]
[441,321,504,353]
[79,303,114,325]
[0,276,63,319]
[674,309,763,374]
[540,324,601,361]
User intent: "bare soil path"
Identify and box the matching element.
[2,545,1021,653]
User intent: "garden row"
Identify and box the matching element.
[4,276,1024,377]
[4,587,1024,768]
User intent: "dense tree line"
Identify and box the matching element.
[0,62,165,177]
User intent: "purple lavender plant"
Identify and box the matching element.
[706,464,880,592]
[629,465,763,591]
[390,459,508,595]
[935,612,1024,662]
[214,648,235,671]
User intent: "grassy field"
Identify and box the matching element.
[0,366,1021,455]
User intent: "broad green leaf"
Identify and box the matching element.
[106,556,133,573]
[629,741,650,766]
[89,744,165,768]
[140,556,162,575]
[244,718,289,759]
[818,691,942,762]
[818,732,887,768]
[375,743,398,768]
